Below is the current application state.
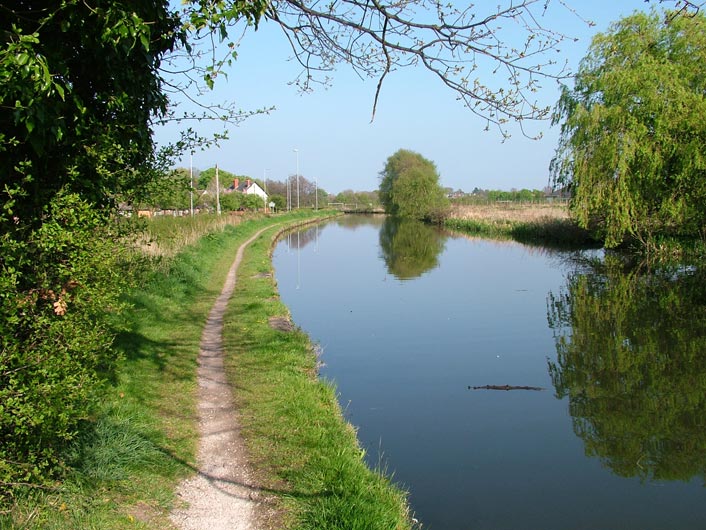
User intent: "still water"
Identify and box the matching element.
[271,215,706,530]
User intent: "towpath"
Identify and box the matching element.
[170,226,273,530]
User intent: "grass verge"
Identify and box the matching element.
[222,224,415,529]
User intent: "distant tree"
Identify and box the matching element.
[379,149,449,221]
[269,194,286,211]
[242,194,264,210]
[219,191,243,212]
[335,190,357,204]
[551,9,706,248]
[198,167,242,191]
[141,168,192,210]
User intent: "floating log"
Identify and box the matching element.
[469,384,544,391]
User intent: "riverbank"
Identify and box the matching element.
[445,202,597,247]
[1,211,413,529]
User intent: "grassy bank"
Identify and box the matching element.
[445,202,597,247]
[2,210,412,529]
[222,226,414,529]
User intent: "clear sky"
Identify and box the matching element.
[154,1,654,195]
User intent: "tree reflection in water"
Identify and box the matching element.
[378,217,446,280]
[547,254,706,482]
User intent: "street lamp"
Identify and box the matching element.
[263,168,270,211]
[293,148,300,209]
[189,152,194,217]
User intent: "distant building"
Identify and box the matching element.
[228,178,268,202]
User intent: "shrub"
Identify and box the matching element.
[0,191,126,495]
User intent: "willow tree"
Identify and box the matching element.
[550,9,706,248]
[379,149,449,221]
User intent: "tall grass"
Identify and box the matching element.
[445,203,597,247]
[135,212,251,258]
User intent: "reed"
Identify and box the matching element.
[445,202,596,247]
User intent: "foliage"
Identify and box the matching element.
[379,217,446,279]
[547,255,706,481]
[551,9,706,248]
[219,192,265,211]
[197,167,240,190]
[0,1,180,222]
[379,149,449,221]
[140,168,193,210]
[0,192,126,491]
[487,189,546,202]
[219,191,244,212]
[269,194,286,211]
[334,189,380,207]
[1,215,297,527]
[0,0,182,496]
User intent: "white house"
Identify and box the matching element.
[228,178,268,202]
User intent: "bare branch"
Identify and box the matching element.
[265,0,581,136]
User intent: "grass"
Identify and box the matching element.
[222,224,415,529]
[445,202,598,247]
[2,209,413,529]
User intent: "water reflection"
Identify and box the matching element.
[378,217,447,279]
[547,255,706,482]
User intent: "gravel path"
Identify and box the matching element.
[170,227,273,530]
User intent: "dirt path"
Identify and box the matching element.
[170,227,273,530]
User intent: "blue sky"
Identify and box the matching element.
[154,1,652,195]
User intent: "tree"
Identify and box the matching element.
[379,149,449,221]
[1,1,182,491]
[269,194,286,211]
[219,190,244,211]
[141,168,192,210]
[551,9,706,248]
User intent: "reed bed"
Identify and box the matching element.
[448,202,569,224]
[446,202,596,247]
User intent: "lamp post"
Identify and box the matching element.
[263,168,269,211]
[293,148,300,209]
[189,152,194,217]
[215,163,221,215]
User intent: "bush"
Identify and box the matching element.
[0,191,126,494]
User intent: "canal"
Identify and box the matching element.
[272,215,706,530]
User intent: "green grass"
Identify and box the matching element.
[2,210,413,529]
[222,224,415,529]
